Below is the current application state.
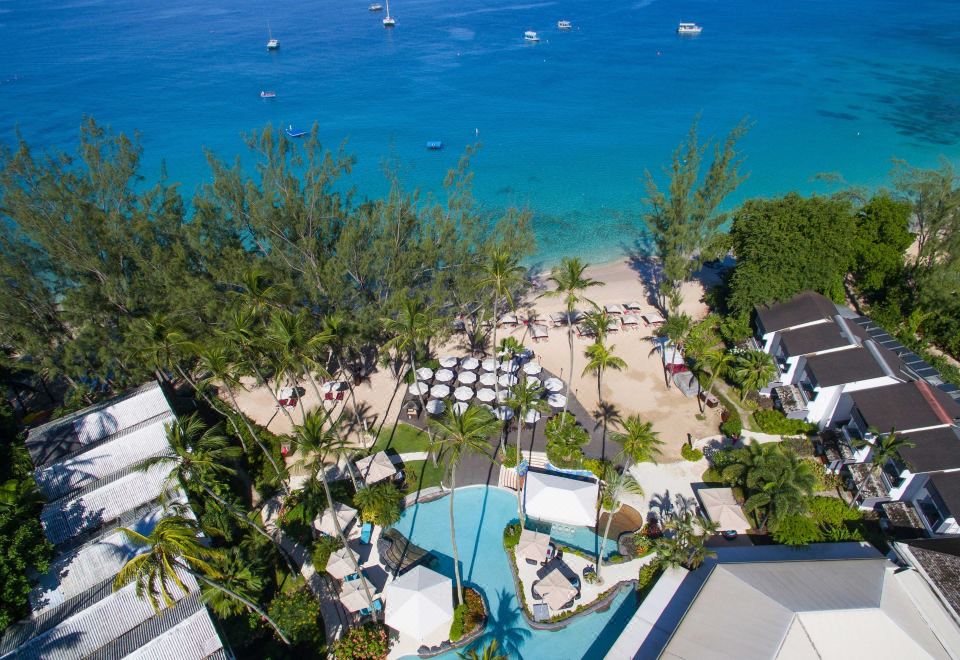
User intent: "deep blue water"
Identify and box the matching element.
[2,0,960,263]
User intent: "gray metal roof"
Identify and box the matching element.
[118,601,224,660]
[755,291,840,334]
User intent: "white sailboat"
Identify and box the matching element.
[266,23,279,49]
[383,0,396,26]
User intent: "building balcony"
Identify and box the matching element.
[847,462,890,505]
[772,385,809,419]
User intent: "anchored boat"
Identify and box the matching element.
[524,30,539,42]
[677,22,703,35]
[260,91,276,98]
[285,125,307,138]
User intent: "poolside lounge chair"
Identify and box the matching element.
[360,522,374,545]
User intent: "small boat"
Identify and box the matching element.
[677,22,702,35]
[524,30,539,42]
[285,125,307,138]
[557,20,572,30]
[260,91,276,98]
[369,3,383,10]
[426,141,443,150]
[383,0,396,26]
[266,23,279,49]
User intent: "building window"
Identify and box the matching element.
[880,459,905,490]
[918,495,945,531]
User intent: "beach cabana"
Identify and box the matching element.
[531,324,549,341]
[624,300,643,311]
[415,367,434,381]
[439,356,458,368]
[355,451,398,485]
[544,377,564,392]
[481,358,498,371]
[547,393,567,409]
[517,529,551,563]
[642,311,666,326]
[339,574,376,612]
[476,388,496,403]
[435,369,455,383]
[550,312,568,327]
[523,470,599,527]
[457,371,478,385]
[326,546,360,580]
[699,487,751,533]
[426,399,446,415]
[460,356,480,370]
[453,386,474,401]
[498,312,520,326]
[314,502,358,536]
[430,383,450,399]
[523,362,543,375]
[621,314,640,328]
[408,382,428,396]
[604,303,624,315]
[384,566,454,645]
[479,372,497,387]
[534,567,577,610]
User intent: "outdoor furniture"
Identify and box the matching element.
[481,358,498,371]
[549,312,568,327]
[575,324,595,339]
[439,355,458,368]
[604,303,624,315]
[517,529,551,564]
[500,359,519,372]
[699,488,751,533]
[624,300,643,311]
[315,503,358,536]
[532,602,551,622]
[326,546,360,580]
[476,388,496,403]
[621,313,640,328]
[544,377,564,392]
[642,311,666,326]
[339,574,376,612]
[359,599,383,617]
[525,375,541,388]
[495,406,514,421]
[360,522,374,545]
[531,324,549,342]
[479,372,497,386]
[408,382,429,396]
[406,400,422,418]
[415,367,434,381]
[355,451,398,485]
[522,362,542,375]
[547,393,567,408]
[378,528,433,575]
[457,371,478,385]
[498,312,520,326]
[453,386,474,401]
[453,401,469,415]
[606,319,620,333]
[524,409,542,425]
[499,373,519,387]
[699,391,719,408]
[535,567,578,610]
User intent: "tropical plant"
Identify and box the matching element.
[459,639,508,660]
[332,622,391,659]
[680,444,703,461]
[201,547,264,618]
[651,511,718,570]
[732,349,776,399]
[543,257,603,420]
[505,376,548,522]
[311,534,344,571]
[583,340,627,403]
[597,465,643,580]
[770,514,823,546]
[354,482,403,527]
[267,587,323,645]
[613,415,664,465]
[429,404,499,604]
[741,444,817,529]
[544,412,589,469]
[264,308,332,407]
[113,515,290,643]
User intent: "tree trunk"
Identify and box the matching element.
[225,384,288,496]
[449,463,464,605]
[492,299,503,453]
[563,309,574,423]
[188,567,292,645]
[175,363,248,453]
[596,499,616,581]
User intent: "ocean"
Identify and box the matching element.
[1,0,959,265]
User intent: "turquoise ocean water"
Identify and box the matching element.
[1,0,959,264]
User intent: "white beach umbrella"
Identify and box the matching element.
[457,370,478,385]
[453,402,470,415]
[430,383,451,399]
[460,356,480,370]
[339,575,375,612]
[524,409,542,424]
[479,372,498,386]
[476,388,496,403]
[526,376,541,388]
[439,355,458,368]
[495,406,514,421]
[481,358,498,371]
[544,377,564,392]
[435,369,455,383]
[517,529,551,563]
[426,399,446,415]
[384,566,454,644]
[408,382,429,396]
[536,567,577,611]
[497,389,511,403]
[547,393,567,408]
[453,386,474,401]
[415,367,434,381]
[326,546,360,580]
[499,373,518,387]
[500,359,519,372]
[523,362,543,375]
[354,451,398,485]
[314,502,358,536]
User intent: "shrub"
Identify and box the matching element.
[544,413,589,468]
[702,467,724,484]
[583,457,612,480]
[681,444,703,462]
[720,412,742,439]
[449,604,467,642]
[770,515,824,546]
[501,445,519,468]
[502,522,521,549]
[449,588,485,642]
[637,563,663,600]
[803,459,840,492]
[752,410,817,436]
[267,587,323,645]
[354,482,403,527]
[333,623,390,659]
[312,534,343,571]
[709,447,738,472]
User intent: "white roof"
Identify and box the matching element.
[122,607,224,660]
[517,529,550,562]
[523,471,599,527]
[699,488,751,533]
[73,383,172,446]
[384,566,454,644]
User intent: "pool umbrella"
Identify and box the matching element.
[430,383,451,399]
[339,575,375,612]
[454,386,474,401]
[314,502,358,536]
[547,393,567,408]
[500,359,519,372]
[355,451,397,485]
[517,529,551,563]
[384,566,454,645]
[479,372,497,386]
[524,409,542,424]
[481,358,498,371]
[525,376,541,388]
[544,377,564,392]
[453,402,470,415]
[536,567,577,611]
[460,356,480,370]
[326,546,360,580]
[495,406,514,421]
[435,369,455,383]
[476,388,496,403]
[499,373,518,387]
[439,355,458,368]
[457,371,478,385]
[415,367,434,381]
[408,382,429,396]
[523,362,543,375]
[497,390,511,403]
[426,399,446,415]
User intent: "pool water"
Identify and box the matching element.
[525,519,619,562]
[391,486,639,659]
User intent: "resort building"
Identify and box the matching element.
[607,543,960,659]
[522,468,600,528]
[0,381,228,660]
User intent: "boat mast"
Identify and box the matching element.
[384,0,391,20]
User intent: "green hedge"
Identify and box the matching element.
[752,410,817,436]
[503,522,521,549]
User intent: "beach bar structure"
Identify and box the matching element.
[523,469,600,528]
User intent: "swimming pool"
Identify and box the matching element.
[391,486,639,659]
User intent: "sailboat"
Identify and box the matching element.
[383,0,396,27]
[266,23,279,50]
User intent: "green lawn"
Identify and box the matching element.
[373,423,431,455]
[402,459,445,494]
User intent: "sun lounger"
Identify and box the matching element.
[604,303,624,315]
[624,301,643,311]
[360,522,373,545]
[621,313,640,328]
[642,311,666,326]
[550,312,568,327]
[531,324,549,341]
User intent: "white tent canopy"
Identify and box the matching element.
[326,546,360,580]
[536,567,577,610]
[439,356,458,368]
[314,502,358,536]
[430,384,451,399]
[355,451,397,485]
[408,382,428,396]
[457,371,478,385]
[481,358,498,371]
[426,399,446,415]
[476,388,496,403]
[479,372,497,386]
[547,393,567,408]
[384,566,454,644]
[517,529,551,563]
[524,470,599,527]
[523,362,542,375]
[453,386,474,401]
[544,377,564,392]
[415,367,434,381]
[699,487,751,533]
[435,369,455,383]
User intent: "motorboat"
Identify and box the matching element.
[383,0,396,26]
[426,141,443,150]
[677,22,702,35]
[369,3,383,10]
[260,91,276,98]
[285,125,307,138]
[557,20,572,30]
[524,30,539,42]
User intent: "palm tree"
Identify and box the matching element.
[294,410,379,620]
[651,511,718,570]
[234,266,291,319]
[113,515,291,644]
[264,308,332,409]
[582,341,627,404]
[698,347,734,410]
[655,312,692,389]
[543,257,603,420]
[720,441,767,489]
[429,405,500,604]
[458,640,508,660]
[581,307,612,344]
[381,298,440,412]
[505,376,548,522]
[322,312,371,443]
[596,465,643,581]
[612,415,664,466]
[202,547,264,618]
[732,349,776,399]
[742,445,816,529]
